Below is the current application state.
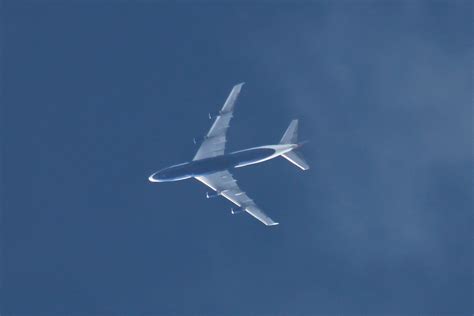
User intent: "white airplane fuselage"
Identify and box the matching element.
[149,144,295,182]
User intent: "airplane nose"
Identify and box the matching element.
[148,172,162,182]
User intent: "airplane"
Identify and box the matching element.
[148,83,309,226]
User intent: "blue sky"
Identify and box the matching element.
[2,1,472,315]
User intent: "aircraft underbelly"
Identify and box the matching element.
[188,145,292,176]
[234,145,293,168]
[234,155,274,168]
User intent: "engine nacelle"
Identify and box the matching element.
[231,207,244,215]
[208,111,222,120]
[206,191,220,199]
[193,136,207,145]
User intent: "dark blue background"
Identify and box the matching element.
[2,1,472,315]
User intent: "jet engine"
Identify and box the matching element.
[231,207,244,215]
[208,111,222,120]
[193,135,208,145]
[206,191,220,199]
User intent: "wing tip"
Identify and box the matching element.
[233,82,245,90]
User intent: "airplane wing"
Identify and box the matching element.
[193,83,245,161]
[195,171,279,226]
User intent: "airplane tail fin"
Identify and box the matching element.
[280,120,310,170]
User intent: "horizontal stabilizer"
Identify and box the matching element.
[280,119,298,144]
[282,150,309,170]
